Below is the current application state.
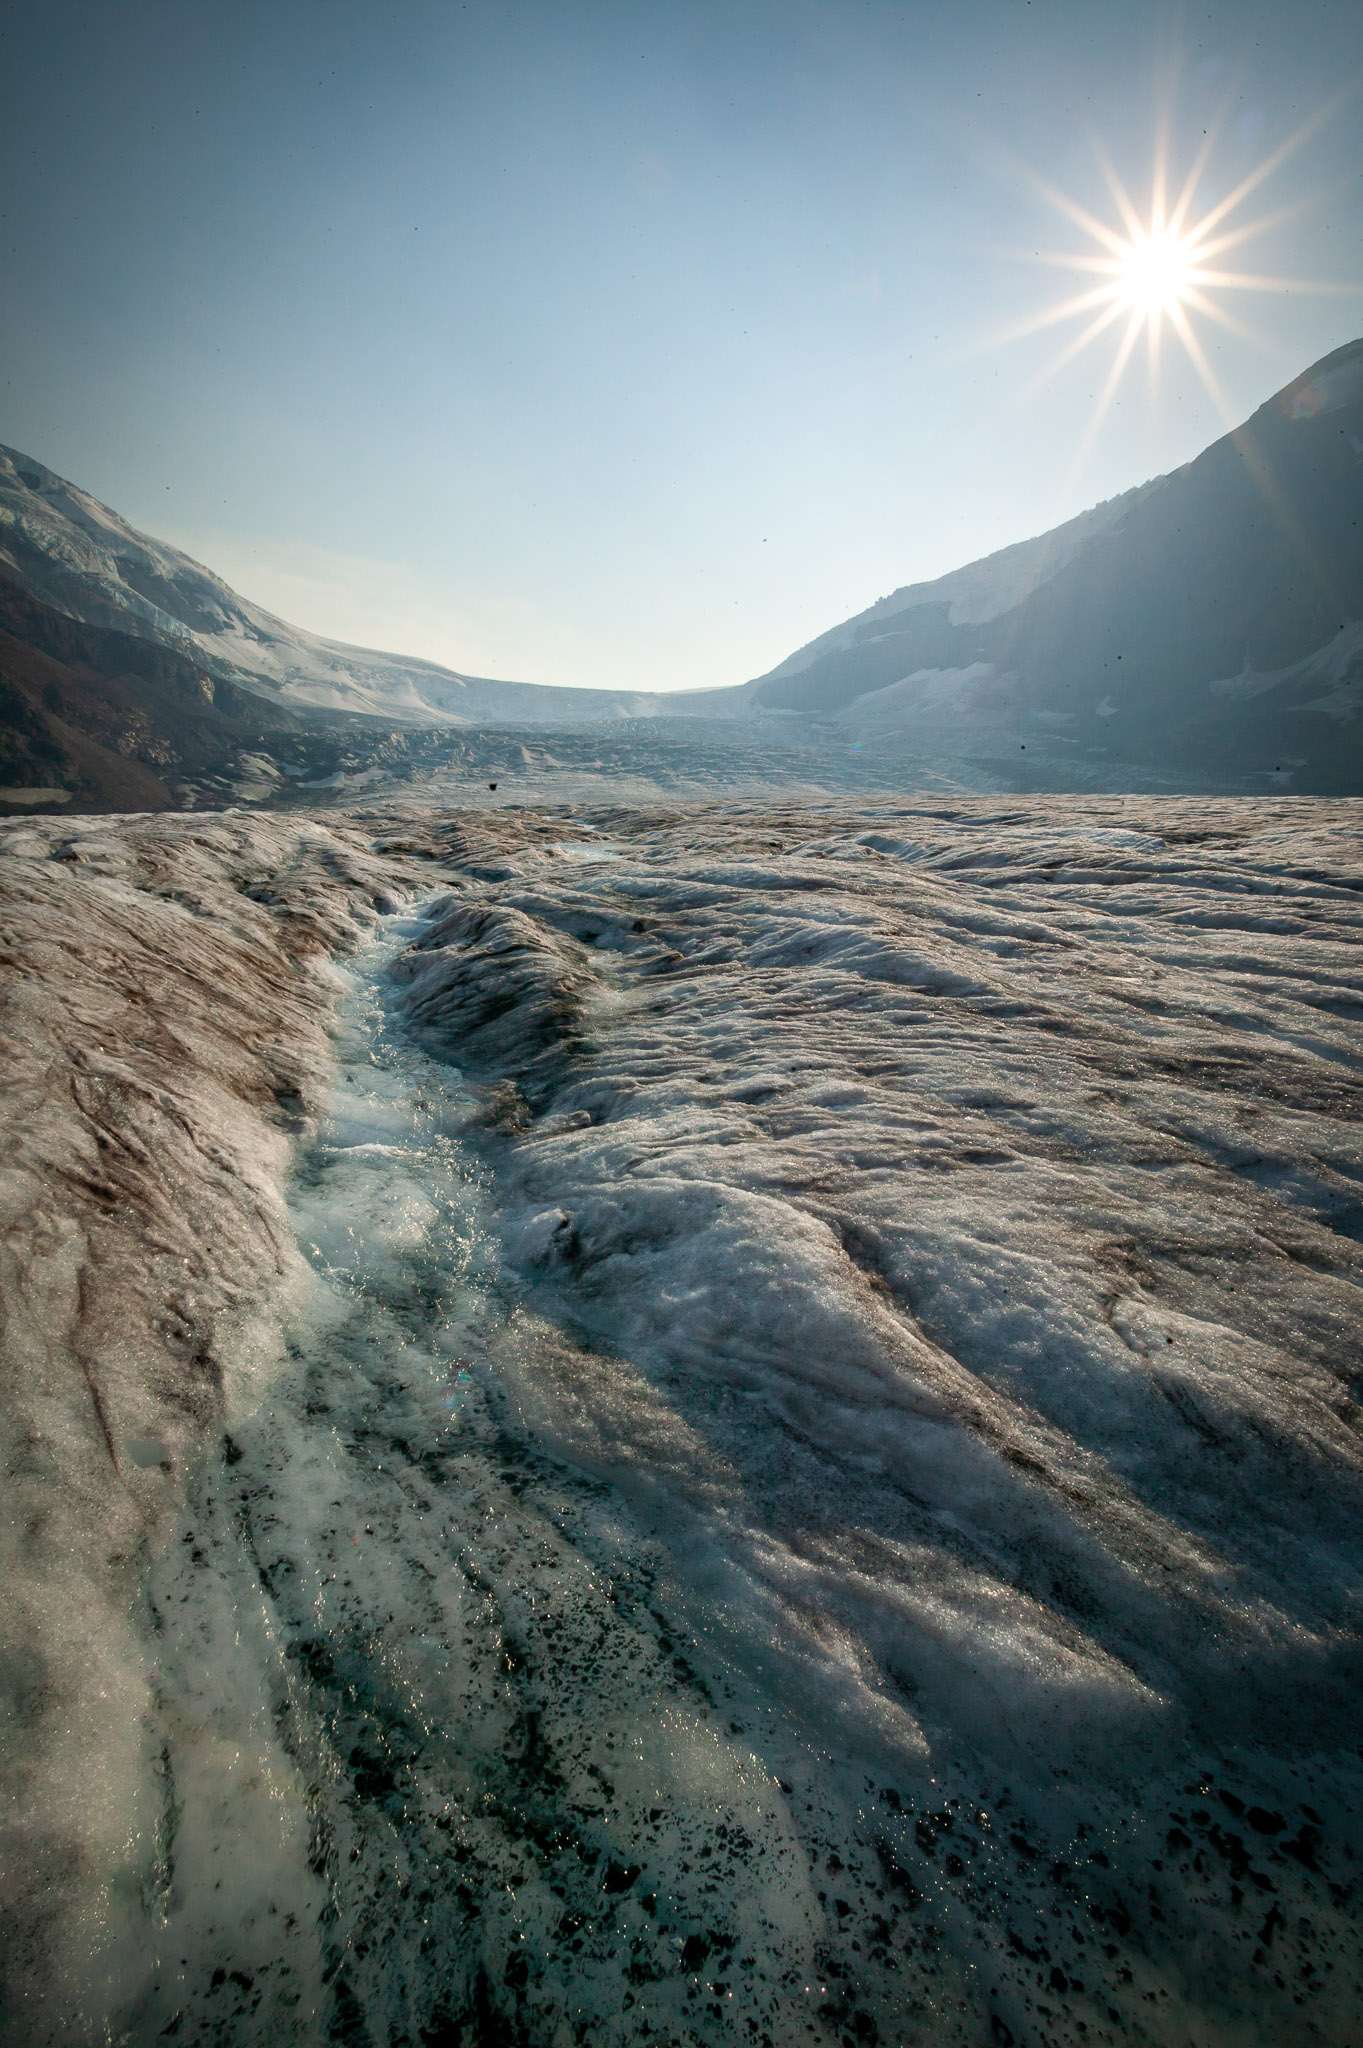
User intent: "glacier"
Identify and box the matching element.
[1,792,1362,2045]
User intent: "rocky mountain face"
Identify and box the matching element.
[738,339,1363,791]
[0,573,493,814]
[0,445,652,727]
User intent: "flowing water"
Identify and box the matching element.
[118,914,913,2047]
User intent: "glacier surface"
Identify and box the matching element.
[2,794,1362,2045]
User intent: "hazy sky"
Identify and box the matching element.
[1,0,1359,691]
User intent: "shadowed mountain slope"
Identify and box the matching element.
[735,339,1363,790]
[0,575,505,814]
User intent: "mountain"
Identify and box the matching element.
[0,446,653,726]
[0,571,520,813]
[725,338,1363,791]
[3,337,1361,801]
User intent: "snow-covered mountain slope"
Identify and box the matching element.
[751,482,1160,689]
[727,338,1363,790]
[0,447,653,725]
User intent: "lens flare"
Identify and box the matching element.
[992,80,1358,479]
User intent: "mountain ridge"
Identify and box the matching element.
[729,335,1363,790]
[747,477,1165,690]
[2,335,1361,794]
[0,446,653,726]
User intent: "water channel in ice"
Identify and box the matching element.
[121,909,924,2048]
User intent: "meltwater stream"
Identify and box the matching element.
[114,907,1361,2048]
[125,913,863,2047]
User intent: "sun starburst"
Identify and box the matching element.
[995,81,1357,479]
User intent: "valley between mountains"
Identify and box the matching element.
[3,792,1361,2047]
[4,338,1362,810]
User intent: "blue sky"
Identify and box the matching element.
[1,0,1359,690]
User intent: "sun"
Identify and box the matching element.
[996,83,1357,473]
[1114,226,1196,320]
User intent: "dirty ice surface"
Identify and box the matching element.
[120,919,843,2048]
[84,801,1363,2043]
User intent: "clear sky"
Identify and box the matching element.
[1,0,1359,691]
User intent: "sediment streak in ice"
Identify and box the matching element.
[0,812,416,2037]
[123,921,861,2045]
